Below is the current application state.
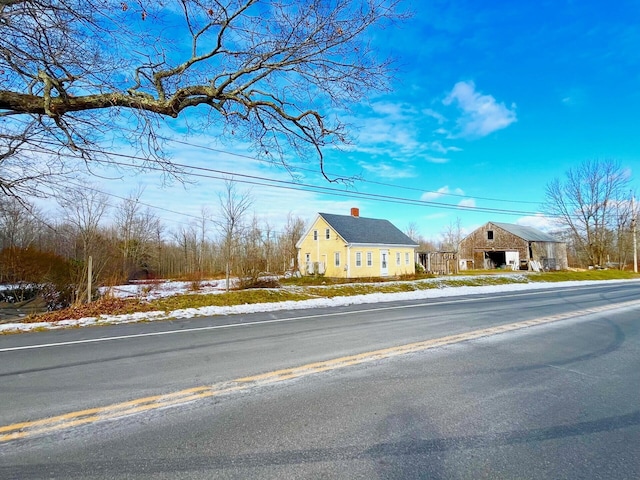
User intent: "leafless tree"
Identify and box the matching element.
[544,159,633,267]
[0,0,406,199]
[440,217,463,252]
[281,212,306,274]
[0,196,44,249]
[236,213,266,286]
[215,180,253,291]
[57,187,109,260]
[404,221,435,252]
[114,187,162,279]
[172,223,199,276]
[57,187,111,301]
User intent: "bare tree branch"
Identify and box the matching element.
[0,0,408,198]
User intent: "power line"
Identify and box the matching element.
[161,136,542,205]
[52,146,546,218]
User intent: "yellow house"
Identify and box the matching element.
[296,208,419,278]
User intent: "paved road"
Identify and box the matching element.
[1,281,639,478]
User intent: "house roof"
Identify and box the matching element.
[491,222,560,242]
[319,213,418,246]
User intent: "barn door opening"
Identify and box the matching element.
[484,251,506,269]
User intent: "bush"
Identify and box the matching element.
[0,247,75,309]
[238,277,281,289]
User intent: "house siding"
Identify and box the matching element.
[297,215,416,278]
[297,216,346,277]
[347,246,415,278]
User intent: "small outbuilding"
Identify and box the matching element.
[459,221,568,271]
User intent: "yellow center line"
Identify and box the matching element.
[2,299,639,443]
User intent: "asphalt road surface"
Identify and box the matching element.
[1,281,639,479]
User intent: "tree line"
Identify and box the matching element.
[0,181,306,308]
[1,159,637,310]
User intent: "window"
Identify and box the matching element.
[396,252,401,266]
[305,253,310,263]
[325,228,330,239]
[355,252,362,267]
[313,230,318,240]
[335,252,340,267]
[487,230,494,240]
[366,252,372,266]
[405,252,410,265]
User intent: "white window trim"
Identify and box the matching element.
[334,252,340,267]
[313,230,318,241]
[366,251,372,267]
[355,252,362,267]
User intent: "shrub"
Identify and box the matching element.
[0,247,75,309]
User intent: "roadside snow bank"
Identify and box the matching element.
[1,279,636,334]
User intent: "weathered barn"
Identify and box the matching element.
[459,222,568,271]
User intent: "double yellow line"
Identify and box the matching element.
[2,299,638,443]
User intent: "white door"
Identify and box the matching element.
[380,249,389,276]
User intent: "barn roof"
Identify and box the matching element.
[319,213,418,246]
[491,222,561,242]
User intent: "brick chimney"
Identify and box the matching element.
[350,207,360,217]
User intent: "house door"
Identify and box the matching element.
[380,249,389,276]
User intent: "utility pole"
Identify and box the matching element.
[632,195,638,273]
[87,256,93,303]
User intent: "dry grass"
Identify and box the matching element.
[25,269,638,324]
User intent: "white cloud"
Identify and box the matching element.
[516,214,557,231]
[426,141,463,154]
[358,161,416,179]
[416,154,450,164]
[421,185,465,201]
[370,101,416,119]
[341,101,461,165]
[443,81,517,138]
[458,198,476,208]
[423,108,447,124]
[423,212,448,220]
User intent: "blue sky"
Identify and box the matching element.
[79,0,640,242]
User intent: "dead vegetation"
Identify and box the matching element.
[15,269,639,327]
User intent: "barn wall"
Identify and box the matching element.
[530,242,568,270]
[459,223,528,268]
[460,222,568,270]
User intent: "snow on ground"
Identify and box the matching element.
[98,279,231,300]
[2,278,637,334]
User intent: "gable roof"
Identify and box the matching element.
[319,212,418,246]
[491,222,560,242]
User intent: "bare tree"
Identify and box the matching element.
[404,221,435,251]
[544,159,632,267]
[57,187,109,260]
[215,180,253,291]
[440,217,463,252]
[0,0,407,199]
[114,188,161,279]
[172,224,199,277]
[281,212,306,274]
[0,196,44,249]
[236,213,266,286]
[57,187,110,301]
